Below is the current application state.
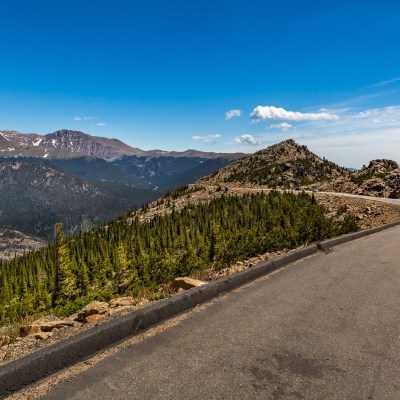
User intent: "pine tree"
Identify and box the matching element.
[52,223,78,306]
[113,242,130,293]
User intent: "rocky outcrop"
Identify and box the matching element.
[365,159,398,175]
[386,170,400,198]
[320,158,400,199]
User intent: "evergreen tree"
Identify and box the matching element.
[52,223,78,306]
[0,191,359,325]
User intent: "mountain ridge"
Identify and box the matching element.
[0,129,244,161]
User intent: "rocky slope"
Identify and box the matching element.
[199,139,346,188]
[0,229,45,260]
[39,130,141,161]
[319,159,400,198]
[199,139,400,199]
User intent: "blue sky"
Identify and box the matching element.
[1,0,399,167]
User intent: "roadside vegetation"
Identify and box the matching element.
[0,191,359,325]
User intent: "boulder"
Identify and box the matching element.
[20,324,41,337]
[34,332,52,340]
[109,296,134,308]
[83,314,105,324]
[173,277,206,290]
[76,301,109,321]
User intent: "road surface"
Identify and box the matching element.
[41,225,400,399]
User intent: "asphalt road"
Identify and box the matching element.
[42,226,400,400]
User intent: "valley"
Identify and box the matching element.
[0,130,241,244]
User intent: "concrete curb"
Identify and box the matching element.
[318,220,400,250]
[1,220,400,398]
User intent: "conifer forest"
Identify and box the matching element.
[0,191,359,325]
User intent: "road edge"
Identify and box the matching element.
[1,220,400,398]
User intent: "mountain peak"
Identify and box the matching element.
[199,139,344,187]
[250,139,316,166]
[47,129,90,137]
[39,130,139,161]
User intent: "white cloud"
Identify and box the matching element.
[255,105,400,168]
[270,122,293,131]
[73,116,96,121]
[233,134,261,146]
[96,122,107,126]
[356,106,400,121]
[192,134,221,143]
[250,106,339,121]
[371,77,400,88]
[225,109,242,120]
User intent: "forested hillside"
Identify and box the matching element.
[0,161,135,239]
[0,191,358,324]
[113,155,235,190]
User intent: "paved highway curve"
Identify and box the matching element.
[41,225,400,400]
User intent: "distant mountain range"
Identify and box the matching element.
[0,129,242,240]
[0,129,244,161]
[1,130,399,244]
[0,129,242,189]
